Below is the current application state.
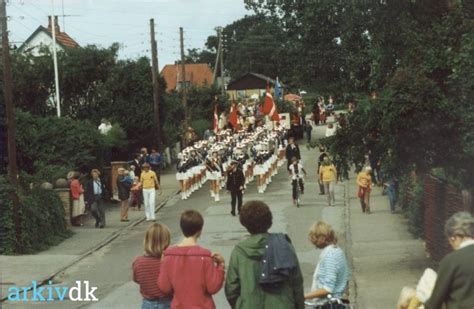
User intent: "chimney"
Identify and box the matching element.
[48,16,60,33]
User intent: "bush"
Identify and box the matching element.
[0,177,17,254]
[0,175,72,254]
[15,110,104,183]
[190,119,212,139]
[399,173,424,238]
[102,123,127,149]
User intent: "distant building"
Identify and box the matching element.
[226,73,286,100]
[161,63,214,92]
[19,16,80,56]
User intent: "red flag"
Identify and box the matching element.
[229,103,240,130]
[213,104,219,133]
[262,85,280,121]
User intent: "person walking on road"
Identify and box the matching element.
[289,157,307,206]
[117,167,132,222]
[85,169,107,228]
[130,153,143,179]
[305,119,313,143]
[148,148,162,184]
[226,161,245,216]
[319,156,337,207]
[133,223,172,309]
[317,146,329,195]
[140,163,159,222]
[225,200,305,309]
[384,177,398,213]
[285,137,301,170]
[70,171,86,226]
[158,210,225,309]
[425,212,474,309]
[305,221,351,307]
[357,166,373,213]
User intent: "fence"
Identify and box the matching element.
[423,175,473,261]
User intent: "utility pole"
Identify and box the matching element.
[1,0,22,252]
[50,9,61,117]
[150,18,162,150]
[219,30,225,96]
[179,27,188,129]
[212,27,222,84]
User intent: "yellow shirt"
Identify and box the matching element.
[140,171,157,189]
[319,164,337,182]
[357,172,372,188]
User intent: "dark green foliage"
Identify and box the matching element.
[0,176,72,255]
[190,119,212,139]
[320,4,473,188]
[10,50,55,115]
[15,110,103,182]
[398,174,424,238]
[4,46,223,156]
[0,177,17,254]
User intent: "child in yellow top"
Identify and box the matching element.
[318,157,337,206]
[319,158,337,182]
[140,163,159,221]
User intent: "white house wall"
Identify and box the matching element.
[23,31,65,56]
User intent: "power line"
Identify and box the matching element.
[9,1,44,25]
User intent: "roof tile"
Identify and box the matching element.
[161,63,213,92]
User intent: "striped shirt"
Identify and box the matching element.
[311,245,351,298]
[133,256,167,300]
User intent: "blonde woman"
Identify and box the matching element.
[305,221,351,308]
[133,223,172,309]
[357,166,373,213]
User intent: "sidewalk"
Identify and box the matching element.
[0,170,179,302]
[347,176,431,308]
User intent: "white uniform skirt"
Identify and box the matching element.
[192,166,201,176]
[176,172,186,181]
[254,164,265,175]
[206,170,222,180]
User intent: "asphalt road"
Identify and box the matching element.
[6,124,348,309]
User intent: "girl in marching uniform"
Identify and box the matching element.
[206,150,223,202]
[189,148,203,195]
[176,152,191,200]
[176,153,185,199]
[253,144,267,193]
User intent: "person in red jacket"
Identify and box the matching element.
[69,172,85,226]
[158,210,225,309]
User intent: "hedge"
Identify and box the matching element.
[0,176,72,255]
[399,173,424,238]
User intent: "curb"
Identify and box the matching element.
[1,190,179,303]
[344,179,358,306]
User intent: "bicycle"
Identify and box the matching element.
[292,176,303,207]
[304,295,352,308]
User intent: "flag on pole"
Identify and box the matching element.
[274,77,282,100]
[229,102,240,130]
[262,85,280,122]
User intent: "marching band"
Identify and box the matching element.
[175,126,288,201]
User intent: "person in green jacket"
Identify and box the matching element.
[225,200,305,309]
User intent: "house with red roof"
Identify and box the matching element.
[161,63,213,92]
[19,16,79,56]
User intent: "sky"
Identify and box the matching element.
[7,0,251,70]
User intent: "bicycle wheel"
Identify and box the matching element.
[296,184,300,207]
